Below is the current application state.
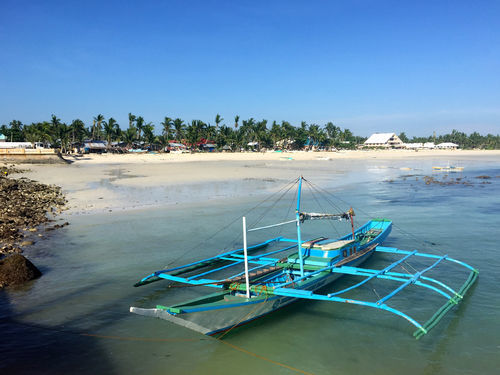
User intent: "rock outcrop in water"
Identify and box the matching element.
[0,164,67,287]
[0,254,42,287]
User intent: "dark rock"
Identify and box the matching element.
[0,254,42,288]
[0,163,67,248]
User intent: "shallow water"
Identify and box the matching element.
[1,158,499,375]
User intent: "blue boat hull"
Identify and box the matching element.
[131,220,392,336]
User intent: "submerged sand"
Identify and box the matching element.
[15,149,500,215]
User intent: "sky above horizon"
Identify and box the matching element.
[1,0,499,137]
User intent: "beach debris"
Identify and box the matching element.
[475,175,491,179]
[0,254,42,288]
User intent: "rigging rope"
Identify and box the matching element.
[165,177,299,268]
[303,178,446,256]
[222,177,299,257]
[303,179,341,237]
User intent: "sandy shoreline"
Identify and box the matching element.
[62,149,500,164]
[12,149,500,215]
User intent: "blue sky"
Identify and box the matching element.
[1,0,499,136]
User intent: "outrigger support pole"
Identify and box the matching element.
[296,177,305,277]
[242,216,251,298]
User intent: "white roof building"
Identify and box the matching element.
[405,143,423,149]
[0,141,34,149]
[364,133,404,148]
[436,142,458,149]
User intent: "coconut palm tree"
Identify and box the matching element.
[123,126,136,148]
[92,114,105,140]
[173,118,185,141]
[135,116,145,142]
[253,119,268,150]
[70,119,87,144]
[156,134,169,151]
[234,115,240,129]
[308,124,321,150]
[103,118,119,149]
[270,121,282,149]
[280,121,295,150]
[161,117,173,139]
[325,122,339,145]
[128,113,136,129]
[215,114,223,130]
[143,122,156,147]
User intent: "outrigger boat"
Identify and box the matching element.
[131,177,478,339]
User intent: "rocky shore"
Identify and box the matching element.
[0,164,67,287]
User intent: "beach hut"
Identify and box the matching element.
[83,140,107,153]
[0,134,6,142]
[364,133,404,148]
[202,143,217,152]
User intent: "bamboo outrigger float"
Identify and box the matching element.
[131,177,478,339]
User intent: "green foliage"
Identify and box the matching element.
[2,115,499,152]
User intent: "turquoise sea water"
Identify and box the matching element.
[1,157,499,375]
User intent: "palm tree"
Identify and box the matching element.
[280,121,295,150]
[92,114,105,140]
[173,118,185,141]
[161,117,173,140]
[103,118,119,149]
[70,119,87,144]
[135,116,145,142]
[234,115,240,129]
[128,113,136,129]
[123,126,136,148]
[308,124,321,150]
[270,121,282,149]
[7,120,23,142]
[143,122,156,147]
[215,114,223,130]
[156,134,169,151]
[253,120,268,150]
[325,122,339,145]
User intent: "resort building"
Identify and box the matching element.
[436,142,458,149]
[0,141,35,149]
[363,133,404,148]
[404,142,436,149]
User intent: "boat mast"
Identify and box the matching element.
[242,216,251,298]
[296,177,305,277]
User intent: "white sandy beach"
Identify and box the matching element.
[14,149,500,215]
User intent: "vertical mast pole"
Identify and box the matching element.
[296,177,305,277]
[242,216,251,298]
